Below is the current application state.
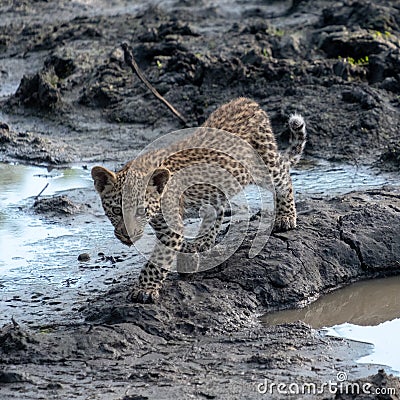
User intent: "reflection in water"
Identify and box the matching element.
[261,276,400,376]
[0,163,92,274]
[0,163,92,206]
[292,159,398,196]
[326,320,400,375]
[261,276,400,328]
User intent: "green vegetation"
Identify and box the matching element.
[338,55,369,66]
[268,27,285,37]
[372,30,391,39]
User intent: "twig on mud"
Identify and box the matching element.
[35,182,49,199]
[121,42,188,127]
[11,316,19,328]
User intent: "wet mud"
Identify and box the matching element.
[0,0,400,399]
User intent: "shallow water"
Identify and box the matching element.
[261,276,400,376]
[0,163,92,275]
[292,159,399,196]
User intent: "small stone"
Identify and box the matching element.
[78,253,90,262]
[45,382,63,390]
[0,122,10,130]
[0,371,27,383]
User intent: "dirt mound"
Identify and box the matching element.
[33,195,85,215]
[0,125,72,164]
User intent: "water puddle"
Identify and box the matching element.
[0,163,92,275]
[292,159,398,196]
[261,276,400,376]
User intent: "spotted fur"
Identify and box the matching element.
[92,97,306,303]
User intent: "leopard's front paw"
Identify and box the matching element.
[273,215,296,232]
[127,287,160,304]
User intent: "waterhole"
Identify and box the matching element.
[0,160,398,333]
[261,276,400,375]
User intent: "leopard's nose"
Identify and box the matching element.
[115,230,133,246]
[124,237,134,246]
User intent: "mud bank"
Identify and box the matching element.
[83,187,400,337]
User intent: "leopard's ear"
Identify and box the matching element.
[91,166,117,194]
[149,168,170,194]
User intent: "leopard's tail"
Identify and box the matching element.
[284,113,306,167]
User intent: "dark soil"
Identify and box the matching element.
[0,0,399,399]
[1,0,400,166]
[1,187,400,399]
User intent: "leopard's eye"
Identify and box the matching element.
[112,206,122,215]
[136,206,146,217]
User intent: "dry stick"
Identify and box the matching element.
[35,182,49,199]
[121,42,188,127]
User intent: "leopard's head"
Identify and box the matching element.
[91,166,170,246]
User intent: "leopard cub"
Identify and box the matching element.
[92,97,306,303]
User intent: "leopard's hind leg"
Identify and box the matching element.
[271,160,297,232]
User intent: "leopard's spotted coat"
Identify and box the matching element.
[92,97,306,303]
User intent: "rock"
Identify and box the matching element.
[0,127,12,144]
[240,48,266,67]
[85,188,400,333]
[0,35,9,52]
[0,323,33,353]
[319,29,395,59]
[0,122,9,131]
[335,369,400,400]
[78,253,91,262]
[368,54,386,83]
[376,141,400,172]
[33,195,83,215]
[14,68,61,109]
[0,371,28,383]
[273,34,303,59]
[319,1,399,33]
[341,87,378,109]
[332,60,350,80]
[380,76,400,93]
[156,21,198,39]
[78,60,126,108]
[338,204,400,271]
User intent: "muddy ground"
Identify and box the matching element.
[1,0,400,399]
